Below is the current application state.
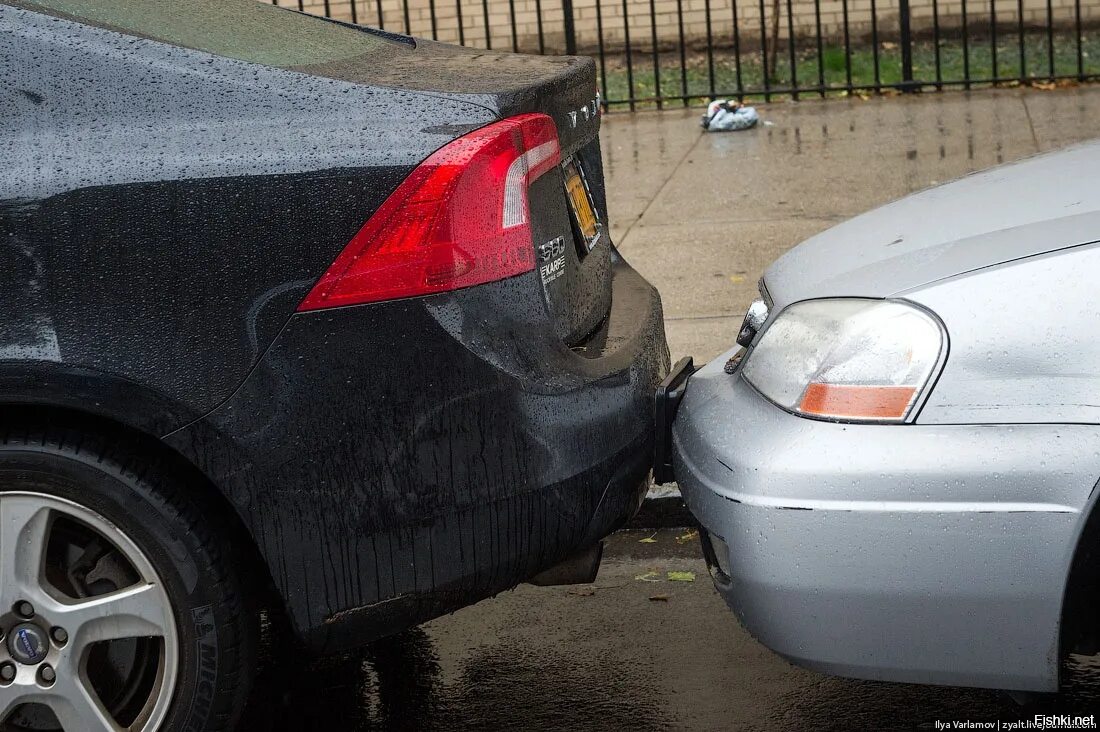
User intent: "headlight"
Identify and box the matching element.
[741,298,945,422]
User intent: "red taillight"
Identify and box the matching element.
[298,114,561,311]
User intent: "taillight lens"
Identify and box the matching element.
[298,114,561,311]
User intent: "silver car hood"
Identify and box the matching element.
[764,140,1100,307]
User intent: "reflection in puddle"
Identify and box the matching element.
[246,627,668,731]
[245,623,1100,731]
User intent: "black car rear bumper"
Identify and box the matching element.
[653,356,696,485]
[166,255,668,653]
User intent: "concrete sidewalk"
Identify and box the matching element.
[601,86,1100,363]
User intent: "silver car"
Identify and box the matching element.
[665,140,1100,693]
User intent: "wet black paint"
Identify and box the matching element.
[166,259,667,652]
[1,3,670,653]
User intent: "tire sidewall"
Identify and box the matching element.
[0,448,227,732]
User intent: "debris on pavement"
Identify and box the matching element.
[701,100,759,132]
[646,482,681,500]
[675,530,699,545]
[648,595,670,602]
[636,568,697,583]
[638,533,658,544]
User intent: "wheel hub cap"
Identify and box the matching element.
[7,625,47,666]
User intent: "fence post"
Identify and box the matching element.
[563,0,578,54]
[899,0,916,90]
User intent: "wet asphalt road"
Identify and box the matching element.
[244,530,1100,731]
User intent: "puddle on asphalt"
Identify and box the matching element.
[242,627,1100,731]
[244,627,670,731]
[238,531,1100,730]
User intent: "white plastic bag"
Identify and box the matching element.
[701,100,759,132]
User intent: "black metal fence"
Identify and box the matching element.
[275,0,1100,108]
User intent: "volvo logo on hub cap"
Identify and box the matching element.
[8,624,48,665]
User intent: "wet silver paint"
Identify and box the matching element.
[676,370,1100,691]
[764,140,1100,309]
[907,243,1100,424]
[672,131,1100,692]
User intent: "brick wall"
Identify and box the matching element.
[274,0,1097,54]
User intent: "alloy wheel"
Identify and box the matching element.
[0,492,178,731]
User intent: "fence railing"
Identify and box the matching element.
[272,0,1100,108]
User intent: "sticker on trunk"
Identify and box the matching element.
[538,236,567,285]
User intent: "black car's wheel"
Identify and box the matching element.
[0,426,255,732]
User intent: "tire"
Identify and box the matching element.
[0,424,255,732]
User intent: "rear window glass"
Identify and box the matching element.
[12,0,402,67]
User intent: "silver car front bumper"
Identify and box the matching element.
[673,350,1100,692]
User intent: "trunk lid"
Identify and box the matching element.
[299,37,603,158]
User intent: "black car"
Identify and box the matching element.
[0,2,669,730]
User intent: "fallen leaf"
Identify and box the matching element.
[729,274,745,284]
[881,41,897,50]
[649,595,670,602]
[635,571,662,582]
[667,570,696,582]
[638,533,658,544]
[676,530,699,544]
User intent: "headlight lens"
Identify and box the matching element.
[742,299,944,422]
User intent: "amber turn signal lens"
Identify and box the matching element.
[799,383,917,420]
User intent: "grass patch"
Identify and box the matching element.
[599,30,1100,107]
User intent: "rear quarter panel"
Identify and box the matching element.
[0,6,493,429]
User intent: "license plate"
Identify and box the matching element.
[563,159,602,251]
